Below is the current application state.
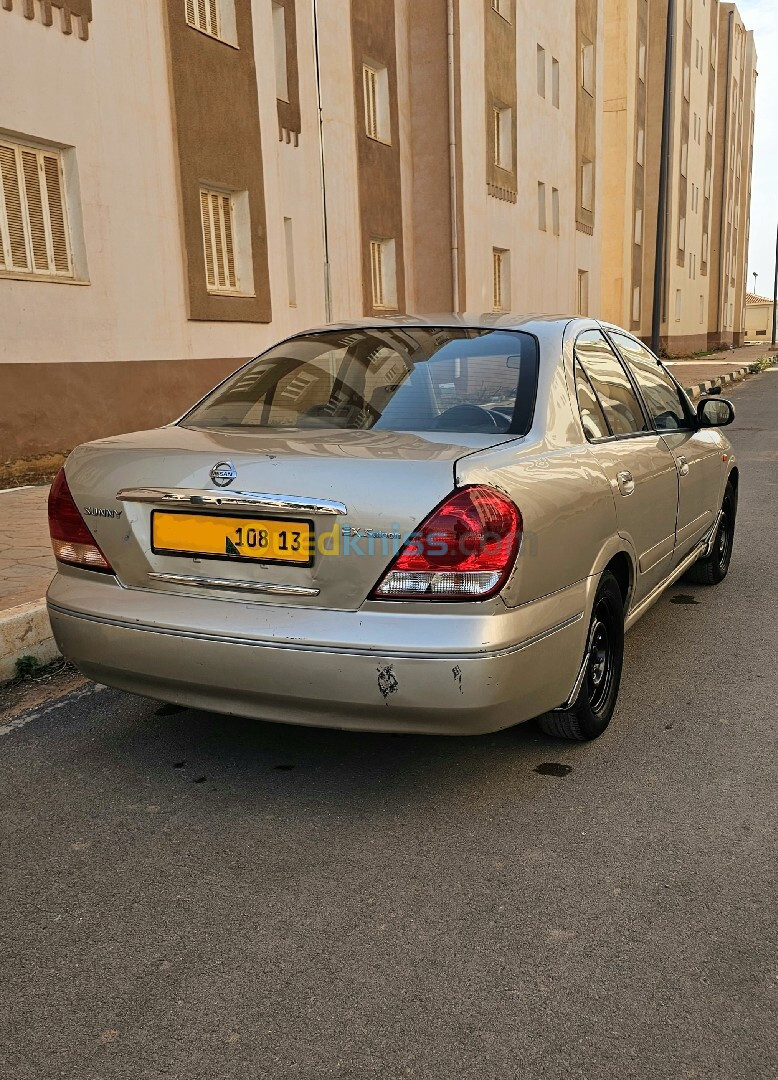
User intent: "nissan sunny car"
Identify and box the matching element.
[47,316,737,740]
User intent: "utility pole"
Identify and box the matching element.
[652,0,676,355]
[752,271,758,294]
[772,220,778,348]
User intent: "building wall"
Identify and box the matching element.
[4,0,757,472]
[601,0,756,356]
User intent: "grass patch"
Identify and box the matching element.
[748,355,776,374]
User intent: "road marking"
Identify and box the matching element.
[0,682,106,738]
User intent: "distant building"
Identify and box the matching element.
[600,0,756,355]
[744,293,774,343]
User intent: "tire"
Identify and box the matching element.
[683,481,737,586]
[537,571,625,741]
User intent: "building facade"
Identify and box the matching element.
[0,0,606,473]
[600,0,756,355]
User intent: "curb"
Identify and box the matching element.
[681,365,751,400]
[0,600,59,683]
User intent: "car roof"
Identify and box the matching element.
[300,313,579,335]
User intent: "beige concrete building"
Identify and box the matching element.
[0,0,604,471]
[601,0,756,355]
[744,292,774,343]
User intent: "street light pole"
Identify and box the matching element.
[772,220,778,348]
[652,0,676,355]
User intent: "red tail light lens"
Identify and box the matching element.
[371,485,522,601]
[48,468,113,573]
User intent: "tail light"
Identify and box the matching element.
[371,485,522,601]
[48,468,113,573]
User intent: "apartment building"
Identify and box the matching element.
[601,0,756,355]
[0,0,603,470]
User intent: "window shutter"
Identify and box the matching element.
[221,194,237,289]
[210,192,227,288]
[493,108,500,166]
[200,187,239,293]
[185,0,195,26]
[0,144,30,272]
[43,154,71,274]
[363,67,378,139]
[208,0,219,36]
[200,190,216,288]
[21,150,50,273]
[370,240,384,307]
[196,0,207,32]
[493,250,502,311]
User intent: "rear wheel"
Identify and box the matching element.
[683,482,736,586]
[537,572,625,741]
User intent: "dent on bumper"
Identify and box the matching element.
[47,573,588,735]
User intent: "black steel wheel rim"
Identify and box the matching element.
[716,497,733,573]
[587,598,616,714]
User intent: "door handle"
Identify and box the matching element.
[677,455,690,477]
[617,470,635,496]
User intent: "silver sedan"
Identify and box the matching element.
[47,316,738,740]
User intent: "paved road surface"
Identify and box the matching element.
[1,373,776,1079]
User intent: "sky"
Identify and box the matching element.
[738,0,778,297]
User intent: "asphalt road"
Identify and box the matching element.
[1,373,776,1080]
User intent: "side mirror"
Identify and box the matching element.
[697,396,735,427]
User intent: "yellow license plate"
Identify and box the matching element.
[151,511,314,566]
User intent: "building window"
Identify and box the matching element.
[705,167,711,198]
[491,0,511,21]
[370,237,397,309]
[702,231,709,262]
[708,102,714,131]
[632,285,641,324]
[363,64,390,144]
[199,187,244,294]
[552,57,560,107]
[272,2,289,102]
[679,215,686,250]
[284,216,296,307]
[577,269,589,316]
[492,247,510,311]
[680,141,688,176]
[637,127,645,166]
[580,37,595,95]
[537,181,547,231]
[675,289,682,322]
[581,159,593,212]
[638,41,646,81]
[634,207,643,245]
[552,187,560,235]
[683,62,691,100]
[186,0,219,37]
[537,45,546,98]
[493,105,512,171]
[0,139,72,279]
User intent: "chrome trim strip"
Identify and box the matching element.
[147,573,320,597]
[116,488,347,516]
[46,602,583,662]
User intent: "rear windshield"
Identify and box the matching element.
[181,327,539,435]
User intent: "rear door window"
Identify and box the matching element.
[575,361,611,441]
[574,330,649,437]
[608,331,693,431]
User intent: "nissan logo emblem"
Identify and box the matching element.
[210,460,237,488]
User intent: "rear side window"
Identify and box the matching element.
[575,361,610,440]
[575,330,649,436]
[182,328,539,436]
[609,331,693,430]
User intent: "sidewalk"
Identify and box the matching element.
[0,353,765,681]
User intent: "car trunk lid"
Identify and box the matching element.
[65,425,516,611]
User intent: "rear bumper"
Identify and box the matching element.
[47,572,589,735]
